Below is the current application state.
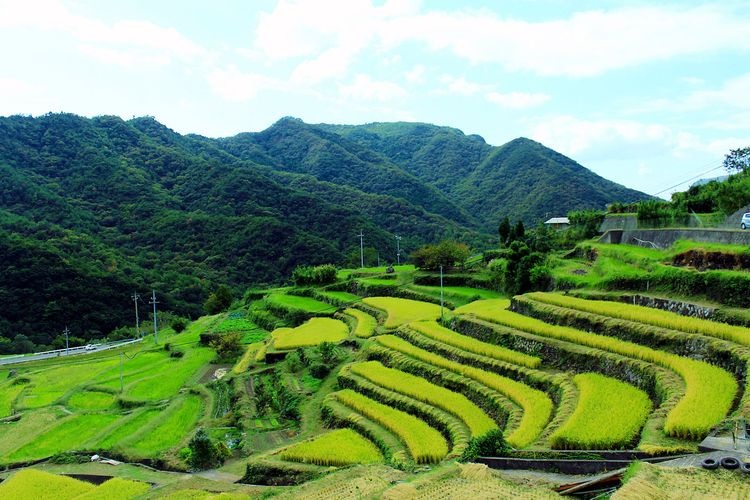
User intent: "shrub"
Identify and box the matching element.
[460,429,509,462]
[309,362,331,379]
[292,264,337,285]
[187,428,227,470]
[171,317,189,333]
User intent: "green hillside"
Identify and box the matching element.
[324,123,651,226]
[0,114,487,345]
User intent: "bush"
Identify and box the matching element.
[210,331,242,360]
[309,362,330,379]
[187,428,227,470]
[291,264,337,286]
[459,429,509,462]
[169,349,185,358]
[171,317,189,333]
[204,285,233,314]
[411,240,470,270]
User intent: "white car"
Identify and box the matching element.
[742,213,750,230]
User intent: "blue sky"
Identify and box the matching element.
[2,0,750,197]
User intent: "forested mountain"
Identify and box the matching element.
[0,113,648,348]
[0,114,484,348]
[323,122,650,226]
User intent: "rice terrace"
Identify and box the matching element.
[3,235,750,498]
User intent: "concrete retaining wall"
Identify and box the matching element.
[600,228,750,248]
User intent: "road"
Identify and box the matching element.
[0,338,143,366]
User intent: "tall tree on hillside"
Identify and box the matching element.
[724,146,750,172]
[498,217,511,246]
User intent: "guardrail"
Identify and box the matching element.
[0,337,144,366]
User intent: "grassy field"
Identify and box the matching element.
[342,308,377,338]
[266,293,337,314]
[127,395,204,456]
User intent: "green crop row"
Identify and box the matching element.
[321,396,410,468]
[409,320,541,368]
[343,308,377,338]
[337,369,471,458]
[362,297,443,329]
[280,428,382,466]
[459,304,737,440]
[374,335,552,448]
[549,373,652,449]
[6,412,120,462]
[233,343,262,374]
[528,292,750,348]
[349,361,497,438]
[364,344,520,432]
[331,389,448,464]
[271,317,349,350]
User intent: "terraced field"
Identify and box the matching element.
[0,320,217,466]
[274,292,749,465]
[6,275,750,495]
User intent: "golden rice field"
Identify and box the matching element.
[271,317,349,349]
[331,389,449,464]
[455,299,737,440]
[279,428,383,466]
[361,296,442,328]
[349,360,497,437]
[0,469,150,499]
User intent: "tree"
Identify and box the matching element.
[204,285,233,314]
[210,331,242,360]
[724,147,750,172]
[498,217,511,246]
[411,240,470,270]
[187,428,229,470]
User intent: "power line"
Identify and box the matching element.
[651,163,726,197]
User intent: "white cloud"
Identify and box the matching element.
[207,67,275,102]
[339,74,406,102]
[486,91,550,109]
[291,46,357,85]
[531,115,671,156]
[0,0,205,67]
[405,65,426,84]
[439,75,484,96]
[253,2,750,78]
[78,44,169,68]
[683,73,750,110]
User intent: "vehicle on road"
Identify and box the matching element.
[742,213,750,230]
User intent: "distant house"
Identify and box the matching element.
[544,217,570,230]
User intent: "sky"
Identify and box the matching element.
[2,0,750,198]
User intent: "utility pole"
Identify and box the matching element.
[377,252,380,267]
[149,290,159,343]
[132,292,141,338]
[439,265,444,321]
[395,235,402,265]
[119,353,124,393]
[63,326,70,356]
[358,231,364,268]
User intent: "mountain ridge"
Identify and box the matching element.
[0,112,649,347]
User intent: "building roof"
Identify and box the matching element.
[544,217,570,225]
